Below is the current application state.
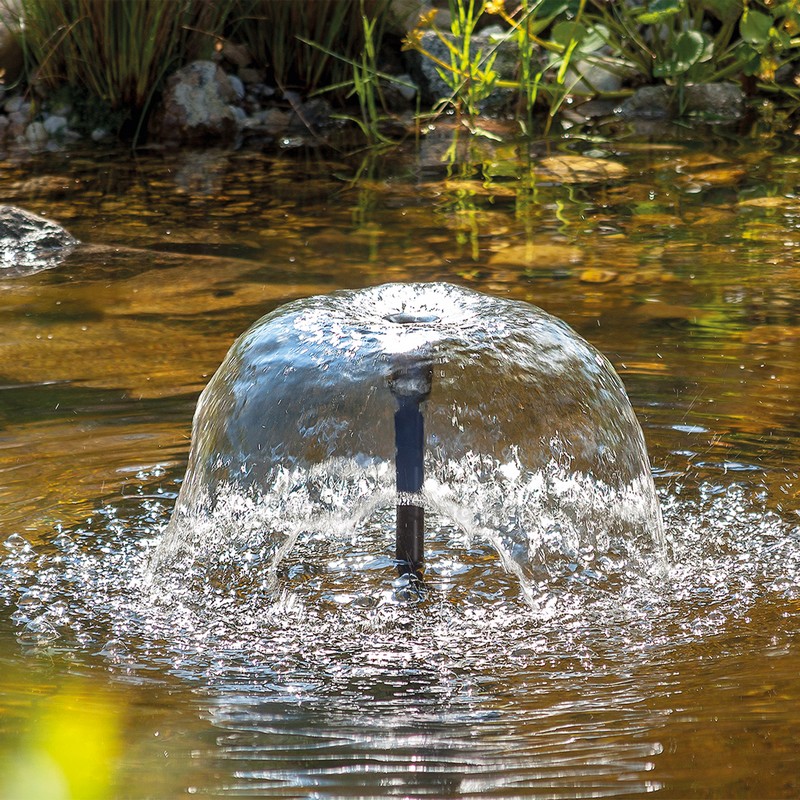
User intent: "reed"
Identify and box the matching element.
[234,0,387,97]
[8,0,230,114]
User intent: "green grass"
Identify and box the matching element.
[6,0,800,146]
[233,0,389,97]
[5,0,232,135]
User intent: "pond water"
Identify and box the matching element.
[1,122,800,798]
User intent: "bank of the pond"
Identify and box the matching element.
[0,1,796,153]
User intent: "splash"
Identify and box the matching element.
[150,282,665,597]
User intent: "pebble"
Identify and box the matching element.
[24,121,47,145]
[230,105,247,124]
[394,74,417,102]
[43,114,68,136]
[3,95,25,114]
[228,74,245,101]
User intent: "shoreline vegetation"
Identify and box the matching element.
[0,0,798,150]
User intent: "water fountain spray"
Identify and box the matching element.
[157,283,665,590]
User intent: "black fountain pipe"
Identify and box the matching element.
[386,317,436,580]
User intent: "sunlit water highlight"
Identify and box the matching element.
[1,477,797,796]
[5,282,794,796]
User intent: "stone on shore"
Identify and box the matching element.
[618,82,744,120]
[149,60,239,145]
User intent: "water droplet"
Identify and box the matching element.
[3,533,31,552]
[19,616,59,645]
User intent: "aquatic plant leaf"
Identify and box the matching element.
[551,21,606,53]
[701,0,744,24]
[740,9,773,47]
[653,30,712,77]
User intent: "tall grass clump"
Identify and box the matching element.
[6,0,232,131]
[234,0,389,97]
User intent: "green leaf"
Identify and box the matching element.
[676,29,712,65]
[551,20,586,46]
[636,0,684,25]
[740,9,773,47]
[550,21,607,53]
[700,0,742,25]
[653,30,711,77]
[537,0,577,18]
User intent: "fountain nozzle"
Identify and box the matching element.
[389,352,433,581]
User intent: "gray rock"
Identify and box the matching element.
[288,97,334,132]
[408,25,520,113]
[568,58,624,95]
[681,82,744,118]
[24,121,47,145]
[228,74,245,101]
[230,105,247,125]
[43,114,68,136]
[381,73,419,111]
[0,206,78,276]
[3,95,27,114]
[618,82,744,120]
[149,60,238,144]
[7,108,27,138]
[394,74,418,102]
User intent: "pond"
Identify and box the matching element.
[1,121,800,798]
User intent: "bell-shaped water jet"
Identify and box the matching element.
[152,283,664,595]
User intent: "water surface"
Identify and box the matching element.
[1,128,800,798]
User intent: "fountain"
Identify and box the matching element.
[153,283,665,595]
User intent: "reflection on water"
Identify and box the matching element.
[1,131,800,797]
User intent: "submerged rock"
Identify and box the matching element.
[0,205,78,276]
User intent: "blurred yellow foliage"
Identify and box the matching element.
[0,681,121,800]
